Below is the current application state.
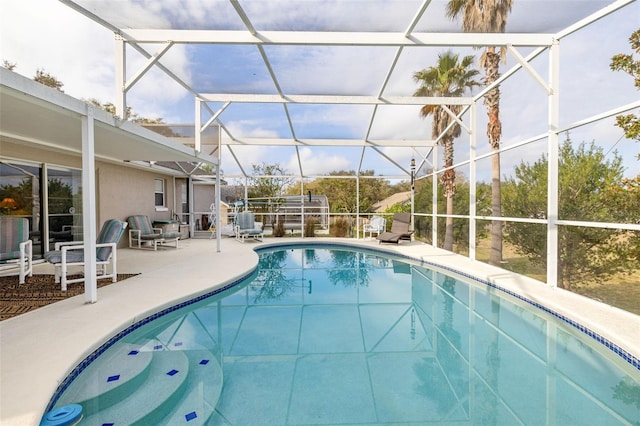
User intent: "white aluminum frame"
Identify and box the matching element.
[58,0,639,290]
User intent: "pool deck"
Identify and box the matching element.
[1,237,639,425]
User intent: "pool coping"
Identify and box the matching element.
[1,238,639,425]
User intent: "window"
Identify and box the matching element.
[154,178,165,207]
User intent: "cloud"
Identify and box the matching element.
[288,147,352,175]
[0,0,114,101]
[125,44,193,114]
[242,0,423,32]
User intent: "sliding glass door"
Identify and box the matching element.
[1,160,83,257]
[46,165,83,250]
[0,160,44,259]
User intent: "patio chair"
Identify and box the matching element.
[44,219,127,291]
[363,215,386,239]
[127,215,179,250]
[377,212,414,244]
[0,216,33,284]
[235,211,264,242]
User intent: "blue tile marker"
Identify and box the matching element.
[185,411,197,421]
[40,404,82,426]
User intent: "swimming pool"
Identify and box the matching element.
[47,244,640,425]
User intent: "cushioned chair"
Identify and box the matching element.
[235,211,264,242]
[363,215,386,239]
[0,216,33,284]
[44,219,127,291]
[127,215,179,250]
[377,212,414,244]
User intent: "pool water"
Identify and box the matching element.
[51,246,640,425]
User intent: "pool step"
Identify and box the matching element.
[68,346,223,425]
[161,350,224,425]
[55,343,153,414]
[79,349,191,425]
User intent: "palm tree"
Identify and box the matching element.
[414,51,480,251]
[446,0,513,266]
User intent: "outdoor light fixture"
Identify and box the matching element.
[410,158,416,191]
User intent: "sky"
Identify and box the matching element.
[1,0,638,182]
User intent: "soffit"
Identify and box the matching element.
[0,68,218,166]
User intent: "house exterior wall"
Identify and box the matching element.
[192,183,229,228]
[193,184,215,219]
[2,139,181,248]
[96,163,177,224]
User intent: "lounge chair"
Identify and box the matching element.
[44,219,127,291]
[377,212,414,244]
[363,215,386,239]
[0,216,33,284]
[127,215,179,250]
[235,211,264,242]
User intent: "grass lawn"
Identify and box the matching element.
[472,239,640,316]
[573,272,640,316]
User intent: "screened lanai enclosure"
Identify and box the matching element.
[61,0,638,309]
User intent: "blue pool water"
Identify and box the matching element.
[49,245,640,425]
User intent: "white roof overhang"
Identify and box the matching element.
[0,67,218,167]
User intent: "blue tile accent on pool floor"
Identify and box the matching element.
[185,411,197,421]
[44,242,640,417]
[167,369,179,376]
[106,375,119,382]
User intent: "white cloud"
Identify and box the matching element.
[124,44,193,115]
[225,121,280,139]
[289,147,351,175]
[0,0,114,101]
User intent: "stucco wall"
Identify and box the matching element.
[96,162,176,224]
[192,184,229,228]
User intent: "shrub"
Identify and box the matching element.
[273,220,285,237]
[304,218,317,237]
[331,217,350,237]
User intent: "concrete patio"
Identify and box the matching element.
[1,237,639,425]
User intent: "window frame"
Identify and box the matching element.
[154,178,166,210]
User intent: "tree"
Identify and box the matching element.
[605,175,640,266]
[502,137,638,289]
[610,29,640,151]
[247,162,295,223]
[33,68,64,92]
[446,0,513,266]
[306,170,391,214]
[2,60,16,71]
[248,162,294,199]
[414,171,490,250]
[413,51,480,251]
[84,98,165,124]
